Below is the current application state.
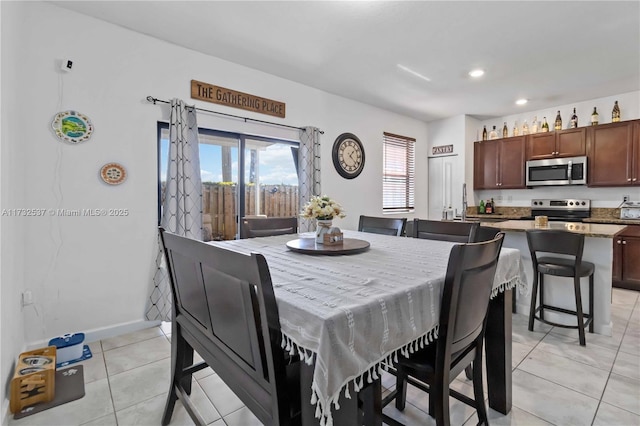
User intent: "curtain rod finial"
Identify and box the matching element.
[146,96,156,104]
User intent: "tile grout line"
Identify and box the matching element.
[590,295,640,425]
[102,340,120,426]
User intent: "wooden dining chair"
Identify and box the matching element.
[159,228,302,426]
[412,219,478,242]
[382,233,505,426]
[241,216,298,239]
[469,225,501,243]
[358,215,407,236]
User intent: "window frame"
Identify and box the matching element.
[157,122,299,238]
[382,131,416,213]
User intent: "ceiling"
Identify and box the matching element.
[51,1,640,123]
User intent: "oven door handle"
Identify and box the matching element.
[567,161,573,183]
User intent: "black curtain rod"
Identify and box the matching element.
[146,96,323,134]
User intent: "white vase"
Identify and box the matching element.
[315,219,333,244]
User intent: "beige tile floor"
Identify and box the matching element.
[8,288,640,426]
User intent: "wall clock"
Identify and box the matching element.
[332,133,365,179]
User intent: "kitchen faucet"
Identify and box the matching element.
[462,183,468,222]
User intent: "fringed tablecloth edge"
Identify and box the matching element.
[281,325,440,426]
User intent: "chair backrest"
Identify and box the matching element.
[241,217,298,239]
[358,215,407,236]
[526,229,585,266]
[159,228,296,425]
[470,225,502,243]
[440,233,505,354]
[413,219,478,242]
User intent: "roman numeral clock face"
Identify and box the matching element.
[332,133,365,179]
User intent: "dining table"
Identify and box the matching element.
[209,230,526,426]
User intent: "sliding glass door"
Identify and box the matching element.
[158,123,298,240]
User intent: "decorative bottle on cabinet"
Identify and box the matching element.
[570,108,578,128]
[489,126,498,140]
[482,125,487,141]
[531,116,539,133]
[591,107,599,125]
[612,101,621,122]
[502,122,508,138]
[522,120,529,135]
[541,117,549,132]
[554,111,562,130]
[513,121,520,136]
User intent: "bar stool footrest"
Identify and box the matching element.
[533,305,593,330]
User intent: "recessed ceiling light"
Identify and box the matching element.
[397,64,431,82]
[516,99,528,105]
[468,69,484,78]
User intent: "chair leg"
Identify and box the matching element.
[432,380,450,426]
[464,365,473,380]
[162,324,186,426]
[472,358,488,425]
[574,276,586,346]
[539,274,545,321]
[589,274,595,333]
[528,272,540,331]
[395,370,407,411]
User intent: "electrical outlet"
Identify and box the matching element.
[22,290,33,306]
[496,195,503,201]
[623,195,630,203]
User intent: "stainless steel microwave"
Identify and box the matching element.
[526,156,587,186]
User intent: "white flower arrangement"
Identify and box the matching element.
[300,195,346,221]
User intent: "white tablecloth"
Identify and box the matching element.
[209,230,525,426]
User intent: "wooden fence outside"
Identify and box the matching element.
[202,183,299,240]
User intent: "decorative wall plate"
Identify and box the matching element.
[100,163,127,185]
[51,110,93,143]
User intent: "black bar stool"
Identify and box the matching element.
[526,229,594,346]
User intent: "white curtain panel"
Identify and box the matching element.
[298,127,322,232]
[146,99,202,321]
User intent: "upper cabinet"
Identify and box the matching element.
[588,121,639,187]
[526,128,586,160]
[473,119,640,190]
[474,136,526,190]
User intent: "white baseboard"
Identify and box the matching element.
[2,399,10,426]
[25,319,162,350]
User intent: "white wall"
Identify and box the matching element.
[0,0,429,374]
[475,91,640,208]
[1,2,26,421]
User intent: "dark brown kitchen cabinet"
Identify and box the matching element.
[474,136,526,190]
[526,128,586,160]
[588,120,639,187]
[613,226,640,291]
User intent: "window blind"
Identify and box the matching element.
[383,132,415,212]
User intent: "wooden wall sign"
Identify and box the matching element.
[190,80,286,118]
[432,144,454,155]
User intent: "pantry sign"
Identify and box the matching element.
[190,80,286,118]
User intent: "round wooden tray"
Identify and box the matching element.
[286,238,370,255]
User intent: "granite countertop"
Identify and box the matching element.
[466,213,527,220]
[583,217,640,226]
[480,220,627,238]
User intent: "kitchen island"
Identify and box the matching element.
[482,220,627,336]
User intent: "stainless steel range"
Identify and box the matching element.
[523,198,591,222]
